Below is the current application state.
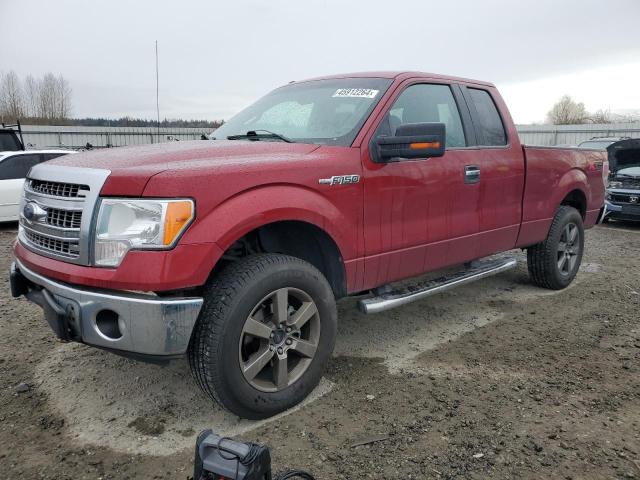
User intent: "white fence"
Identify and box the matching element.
[18,122,640,150]
[516,122,640,146]
[20,125,210,149]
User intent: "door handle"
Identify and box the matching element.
[464,165,480,184]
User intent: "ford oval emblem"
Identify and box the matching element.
[23,202,47,221]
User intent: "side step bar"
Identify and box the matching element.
[358,257,518,314]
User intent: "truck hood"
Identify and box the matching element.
[616,166,640,177]
[608,138,640,173]
[48,140,321,195]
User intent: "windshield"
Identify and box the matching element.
[578,140,616,150]
[211,78,393,146]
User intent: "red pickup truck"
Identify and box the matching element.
[10,72,606,419]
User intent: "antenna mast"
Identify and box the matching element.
[155,40,160,142]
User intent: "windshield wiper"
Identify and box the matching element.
[227,130,294,143]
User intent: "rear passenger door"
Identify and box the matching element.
[460,86,525,257]
[0,153,43,220]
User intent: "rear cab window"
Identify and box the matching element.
[466,88,507,146]
[0,131,22,151]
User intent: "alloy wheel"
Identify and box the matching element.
[557,222,580,275]
[239,287,321,392]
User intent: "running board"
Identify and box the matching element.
[358,257,518,314]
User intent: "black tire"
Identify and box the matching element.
[527,206,584,290]
[188,254,337,419]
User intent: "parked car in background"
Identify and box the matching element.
[0,150,75,222]
[578,136,631,150]
[604,138,640,222]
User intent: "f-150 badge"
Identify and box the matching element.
[318,175,360,186]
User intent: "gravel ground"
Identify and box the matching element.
[1,221,639,479]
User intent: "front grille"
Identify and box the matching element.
[46,208,82,229]
[24,229,79,257]
[620,178,640,189]
[610,193,640,204]
[29,179,89,198]
[20,164,109,265]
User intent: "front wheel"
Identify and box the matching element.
[527,205,584,290]
[188,254,337,419]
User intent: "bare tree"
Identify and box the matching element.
[0,70,26,120]
[610,111,640,124]
[55,74,72,118]
[546,95,589,125]
[23,74,41,117]
[38,73,58,120]
[36,73,73,120]
[590,109,612,124]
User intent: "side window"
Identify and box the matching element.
[467,88,507,146]
[0,154,43,180]
[379,84,466,148]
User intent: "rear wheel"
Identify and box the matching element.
[527,206,584,290]
[188,254,337,419]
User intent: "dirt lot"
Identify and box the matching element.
[1,221,639,479]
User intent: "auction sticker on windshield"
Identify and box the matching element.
[333,88,379,98]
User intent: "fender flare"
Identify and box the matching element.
[184,184,356,260]
[552,168,590,216]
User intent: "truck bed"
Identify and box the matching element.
[517,145,607,248]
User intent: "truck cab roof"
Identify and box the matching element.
[293,71,495,88]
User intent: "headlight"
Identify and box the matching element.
[608,180,623,189]
[94,198,194,267]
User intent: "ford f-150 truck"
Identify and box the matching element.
[10,72,607,419]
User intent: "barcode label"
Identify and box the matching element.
[333,88,379,98]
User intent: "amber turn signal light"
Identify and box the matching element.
[410,142,441,150]
[163,201,194,245]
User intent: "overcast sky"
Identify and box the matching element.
[1,0,639,124]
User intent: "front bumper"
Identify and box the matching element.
[10,259,203,359]
[604,199,640,221]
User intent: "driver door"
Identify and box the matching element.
[360,82,482,289]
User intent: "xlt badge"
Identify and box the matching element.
[318,174,360,186]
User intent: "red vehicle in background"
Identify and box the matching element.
[10,72,606,419]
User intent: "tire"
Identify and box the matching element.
[188,253,337,419]
[527,205,584,290]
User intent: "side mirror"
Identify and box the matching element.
[371,122,446,163]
